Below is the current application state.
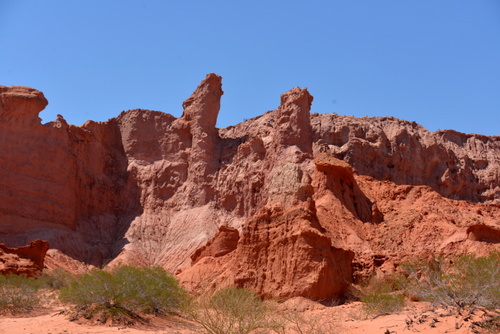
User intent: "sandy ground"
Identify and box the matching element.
[0,308,197,334]
[0,301,496,334]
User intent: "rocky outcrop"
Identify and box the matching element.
[0,85,139,265]
[467,225,500,244]
[232,202,353,300]
[190,226,239,265]
[313,153,379,223]
[311,114,500,203]
[0,86,47,125]
[0,76,499,301]
[0,239,49,277]
[273,87,314,154]
[180,89,354,300]
[180,73,223,205]
[179,200,354,300]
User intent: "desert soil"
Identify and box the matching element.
[0,300,492,334]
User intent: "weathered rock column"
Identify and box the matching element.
[180,73,223,205]
[272,87,314,155]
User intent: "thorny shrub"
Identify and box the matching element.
[0,273,43,314]
[401,252,500,310]
[59,265,187,324]
[353,276,406,316]
[186,287,271,334]
[39,268,75,290]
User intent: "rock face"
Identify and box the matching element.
[180,201,354,300]
[0,85,136,265]
[311,114,500,203]
[0,239,49,277]
[0,76,499,300]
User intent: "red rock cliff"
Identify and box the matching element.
[0,76,499,300]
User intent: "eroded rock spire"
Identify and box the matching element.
[181,73,224,205]
[274,87,313,154]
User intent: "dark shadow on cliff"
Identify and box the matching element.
[71,118,144,267]
[314,153,382,223]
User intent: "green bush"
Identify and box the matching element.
[0,273,43,314]
[401,252,500,310]
[39,268,74,290]
[354,276,406,315]
[187,287,270,334]
[360,292,405,315]
[59,265,186,323]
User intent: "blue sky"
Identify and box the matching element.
[2,0,499,135]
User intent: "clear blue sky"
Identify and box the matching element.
[2,0,499,135]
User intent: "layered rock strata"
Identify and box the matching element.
[0,76,499,300]
[311,114,500,203]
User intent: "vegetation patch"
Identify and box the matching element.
[353,276,406,316]
[354,252,499,320]
[59,265,186,324]
[401,252,500,310]
[186,287,272,334]
[0,273,43,314]
[0,252,498,332]
[39,268,75,290]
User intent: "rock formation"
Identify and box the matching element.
[0,239,49,277]
[0,75,499,300]
[311,114,500,203]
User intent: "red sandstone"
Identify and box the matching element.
[0,76,498,300]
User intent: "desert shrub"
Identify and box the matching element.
[187,287,271,334]
[270,311,339,334]
[354,276,405,315]
[59,265,186,323]
[401,252,500,310]
[39,268,74,290]
[360,292,405,315]
[471,314,500,333]
[0,273,43,314]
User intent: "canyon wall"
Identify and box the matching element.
[311,113,500,203]
[0,75,498,300]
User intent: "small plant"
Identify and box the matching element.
[401,252,500,310]
[59,265,187,324]
[0,273,43,314]
[39,268,74,290]
[272,311,339,334]
[360,292,405,315]
[471,314,500,333]
[353,276,406,316]
[187,287,270,334]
